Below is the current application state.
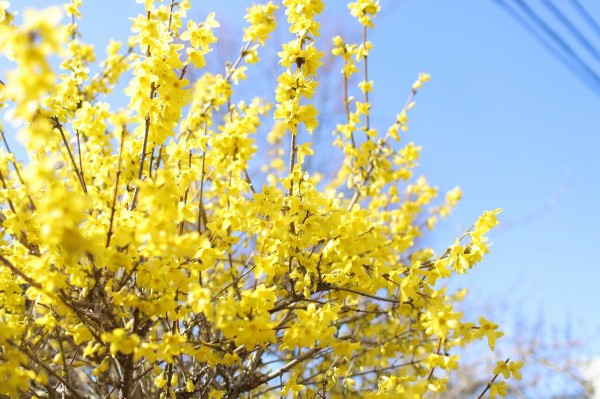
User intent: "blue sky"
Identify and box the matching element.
[6,0,600,356]
[373,0,600,352]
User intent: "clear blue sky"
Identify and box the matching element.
[375,1,600,355]
[5,0,600,355]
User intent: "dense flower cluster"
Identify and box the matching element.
[0,0,519,398]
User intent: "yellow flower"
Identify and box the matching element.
[274,100,318,134]
[181,13,219,51]
[101,328,141,356]
[494,360,523,380]
[490,381,508,398]
[476,316,504,350]
[243,3,279,45]
[0,1,508,397]
[421,304,462,339]
[282,372,305,398]
[348,0,380,28]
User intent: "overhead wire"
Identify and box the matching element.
[541,0,600,65]
[568,0,600,40]
[512,0,600,88]
[492,0,600,98]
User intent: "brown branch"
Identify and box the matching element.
[343,74,356,149]
[107,128,126,248]
[0,169,16,214]
[198,40,254,118]
[288,132,298,198]
[129,70,156,211]
[243,168,256,194]
[362,24,370,133]
[12,340,86,399]
[346,86,419,211]
[128,113,151,211]
[212,265,256,301]
[88,46,135,102]
[475,358,510,399]
[197,142,206,234]
[330,285,400,304]
[427,338,443,381]
[75,129,85,190]
[52,117,87,194]
[0,254,42,289]
[0,129,36,210]
[256,347,324,387]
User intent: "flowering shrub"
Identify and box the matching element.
[0,0,521,398]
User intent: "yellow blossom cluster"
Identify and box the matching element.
[0,0,519,398]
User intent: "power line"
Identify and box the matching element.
[513,0,600,87]
[568,0,600,40]
[492,0,600,98]
[541,0,600,65]
[492,0,577,71]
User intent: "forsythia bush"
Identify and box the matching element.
[0,0,522,398]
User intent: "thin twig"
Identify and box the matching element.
[53,118,87,194]
[0,254,42,289]
[362,24,370,133]
[197,130,207,234]
[330,285,400,304]
[256,347,324,387]
[129,108,152,211]
[476,358,510,399]
[243,169,256,194]
[0,170,16,214]
[10,340,86,399]
[75,129,85,188]
[0,130,36,210]
[106,128,126,248]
